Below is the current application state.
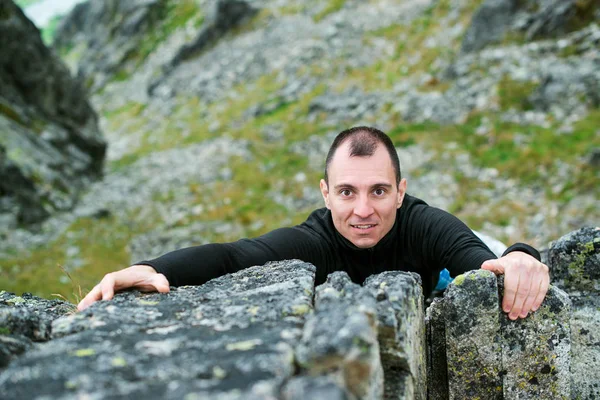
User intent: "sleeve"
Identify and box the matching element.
[502,243,541,261]
[406,205,497,282]
[134,226,330,287]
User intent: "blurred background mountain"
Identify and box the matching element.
[1,0,599,301]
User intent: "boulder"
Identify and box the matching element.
[291,271,383,399]
[437,269,572,399]
[461,0,600,53]
[548,226,600,400]
[498,278,571,399]
[1,246,596,399]
[548,226,600,294]
[0,291,73,369]
[1,260,316,399]
[364,271,426,400]
[461,0,517,53]
[444,270,503,399]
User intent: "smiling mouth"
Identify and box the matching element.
[351,224,376,230]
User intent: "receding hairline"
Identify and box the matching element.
[324,126,401,185]
[330,136,387,162]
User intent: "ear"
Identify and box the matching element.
[396,178,407,208]
[320,179,331,209]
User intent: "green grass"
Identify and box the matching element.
[382,104,600,238]
[498,75,539,111]
[314,0,347,22]
[338,0,484,93]
[136,0,202,64]
[0,211,160,302]
[401,110,600,185]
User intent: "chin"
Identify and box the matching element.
[351,238,378,249]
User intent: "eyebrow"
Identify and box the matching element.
[333,183,393,191]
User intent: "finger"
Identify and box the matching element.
[101,274,115,301]
[153,274,170,293]
[510,270,533,320]
[77,285,102,311]
[481,259,504,275]
[532,272,550,312]
[520,276,539,317]
[139,274,171,293]
[502,271,520,314]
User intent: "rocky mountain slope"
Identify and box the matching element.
[0,0,105,227]
[0,0,598,299]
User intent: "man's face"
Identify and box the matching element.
[320,142,407,249]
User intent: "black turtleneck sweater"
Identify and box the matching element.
[138,194,540,296]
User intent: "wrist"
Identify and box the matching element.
[129,264,158,274]
[502,243,541,261]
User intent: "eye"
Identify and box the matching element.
[340,189,352,197]
[374,188,386,196]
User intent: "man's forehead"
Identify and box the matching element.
[331,140,389,164]
[328,141,395,180]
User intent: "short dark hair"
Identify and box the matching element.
[324,126,401,185]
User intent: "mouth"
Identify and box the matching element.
[351,224,377,231]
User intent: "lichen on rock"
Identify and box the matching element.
[444,269,503,400]
[292,271,383,400]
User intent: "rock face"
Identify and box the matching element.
[2,260,316,399]
[461,0,600,53]
[159,0,258,73]
[53,0,258,93]
[428,270,572,400]
[548,226,600,400]
[292,272,383,399]
[0,291,73,368]
[53,0,170,91]
[0,0,105,226]
[364,271,426,400]
[1,228,598,399]
[443,270,503,399]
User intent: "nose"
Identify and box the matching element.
[354,195,374,219]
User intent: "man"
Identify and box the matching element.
[78,127,549,320]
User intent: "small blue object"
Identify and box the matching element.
[434,268,453,291]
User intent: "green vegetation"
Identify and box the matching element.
[112,0,203,82]
[336,0,484,92]
[1,211,160,302]
[14,0,40,8]
[136,0,202,64]
[0,102,25,126]
[383,107,600,241]
[41,14,62,45]
[498,75,539,111]
[313,0,346,22]
[111,357,127,367]
[569,0,600,32]
[453,274,466,286]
